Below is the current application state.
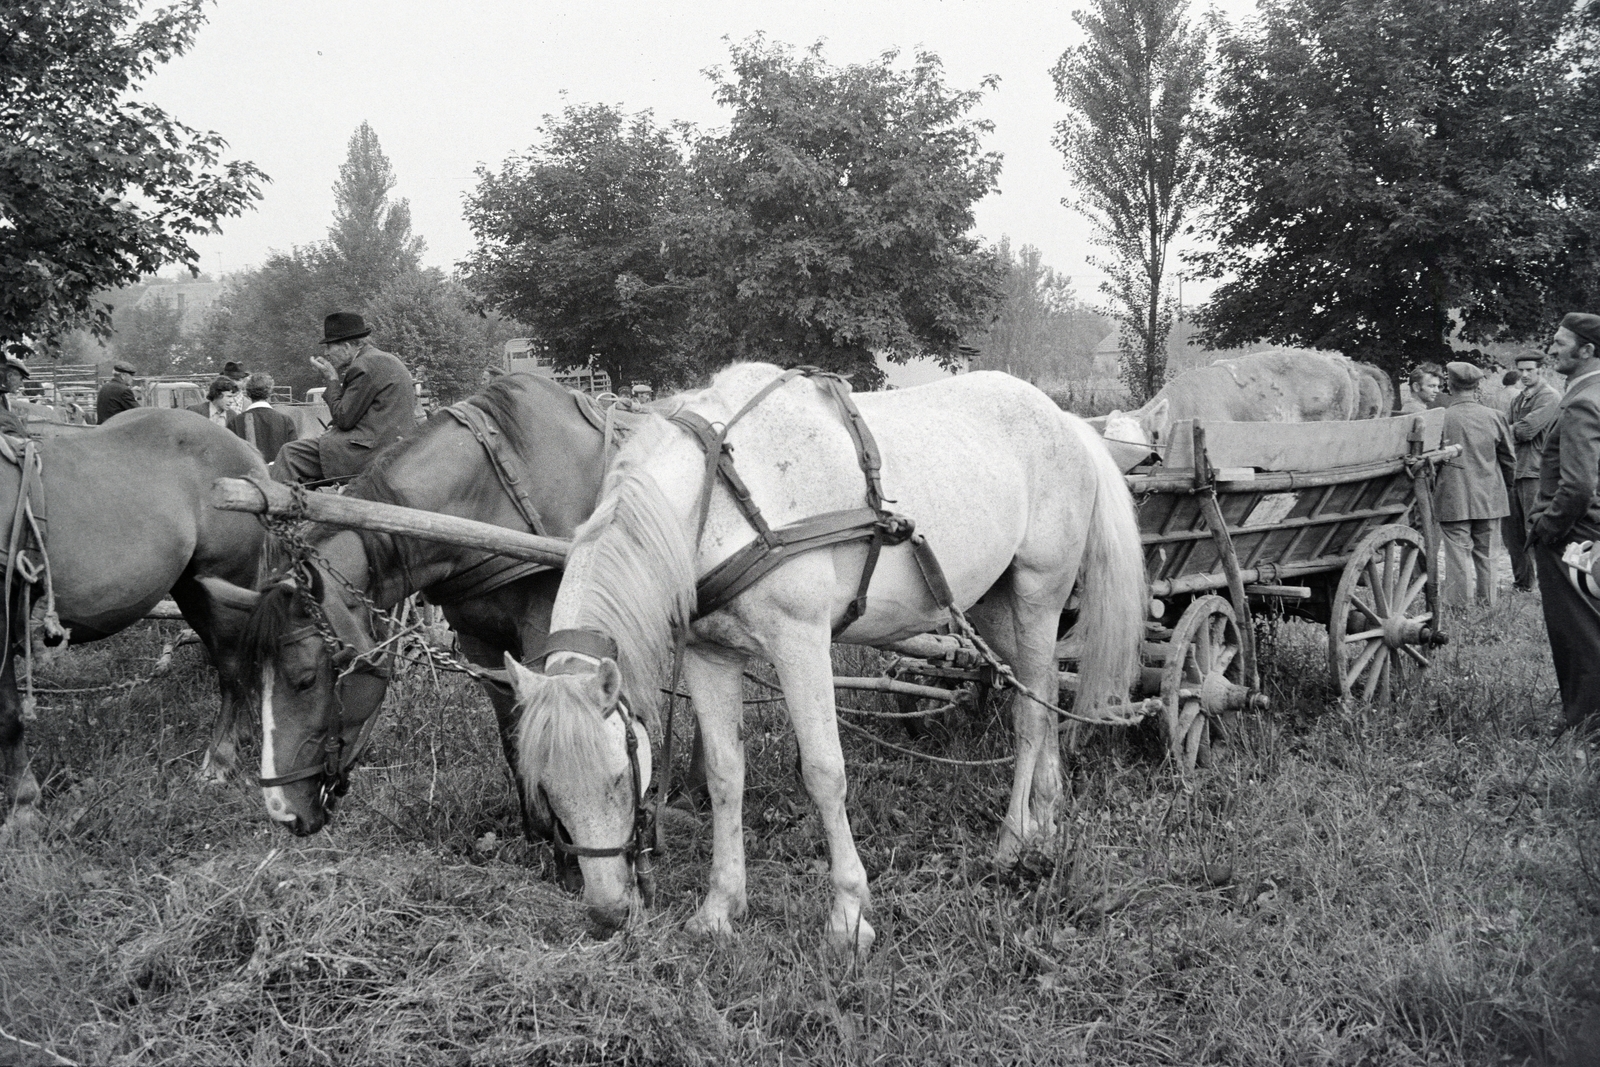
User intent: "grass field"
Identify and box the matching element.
[1,591,1597,1066]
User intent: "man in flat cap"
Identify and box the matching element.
[1529,312,1600,735]
[95,360,140,425]
[1503,353,1561,590]
[1434,360,1515,612]
[271,313,415,484]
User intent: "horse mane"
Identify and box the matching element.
[517,416,696,785]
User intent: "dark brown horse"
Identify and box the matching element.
[0,409,270,835]
[201,374,609,839]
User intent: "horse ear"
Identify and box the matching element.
[195,576,261,611]
[593,658,623,709]
[502,652,544,700]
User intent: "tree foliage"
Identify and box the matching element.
[1053,0,1208,402]
[328,121,424,303]
[200,124,497,400]
[678,38,1005,384]
[1194,0,1600,379]
[461,38,1005,388]
[969,237,1108,383]
[461,104,695,391]
[0,0,265,355]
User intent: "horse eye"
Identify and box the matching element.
[287,669,318,692]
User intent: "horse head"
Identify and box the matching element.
[504,648,653,936]
[199,562,391,835]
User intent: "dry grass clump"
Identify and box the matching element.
[1,597,1597,1064]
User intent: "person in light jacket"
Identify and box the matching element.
[1434,361,1515,611]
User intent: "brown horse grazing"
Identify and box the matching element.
[0,409,270,835]
[200,374,608,843]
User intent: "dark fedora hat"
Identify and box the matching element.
[320,312,371,345]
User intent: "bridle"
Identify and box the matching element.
[527,627,657,905]
[256,564,393,809]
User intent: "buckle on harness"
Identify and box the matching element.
[874,513,915,546]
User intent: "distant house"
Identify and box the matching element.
[135,281,222,331]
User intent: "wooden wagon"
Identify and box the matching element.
[1101,411,1459,767]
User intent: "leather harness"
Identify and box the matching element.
[420,401,557,608]
[670,367,914,632]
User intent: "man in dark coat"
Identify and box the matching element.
[271,313,415,484]
[1503,355,1561,591]
[95,360,139,424]
[1530,312,1600,736]
[1435,361,1515,612]
[228,372,298,463]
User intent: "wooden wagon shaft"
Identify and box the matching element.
[210,476,570,568]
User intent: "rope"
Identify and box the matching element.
[835,716,1013,767]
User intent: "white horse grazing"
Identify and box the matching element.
[501,363,1145,953]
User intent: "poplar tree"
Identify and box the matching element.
[1052,0,1208,402]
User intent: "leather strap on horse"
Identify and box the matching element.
[441,401,547,536]
[667,368,911,633]
[0,434,59,717]
[528,628,621,668]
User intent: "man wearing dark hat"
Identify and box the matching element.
[1503,354,1561,590]
[95,360,140,424]
[1529,312,1600,735]
[270,313,415,484]
[1434,360,1515,612]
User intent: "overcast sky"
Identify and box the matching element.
[145,0,1252,298]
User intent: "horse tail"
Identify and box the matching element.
[1062,412,1146,715]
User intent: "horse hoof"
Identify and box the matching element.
[0,808,42,848]
[825,915,876,957]
[685,911,735,941]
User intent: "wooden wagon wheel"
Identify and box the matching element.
[1328,524,1440,703]
[1160,595,1252,772]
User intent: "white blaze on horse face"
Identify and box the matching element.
[258,667,294,823]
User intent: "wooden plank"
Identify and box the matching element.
[1163,409,1445,471]
[210,476,571,567]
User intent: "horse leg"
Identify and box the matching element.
[969,575,1069,866]
[681,644,750,938]
[0,648,41,843]
[766,618,874,955]
[171,578,252,783]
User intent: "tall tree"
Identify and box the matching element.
[1194,0,1600,380]
[326,122,423,303]
[461,104,695,391]
[0,1,264,356]
[680,38,1005,384]
[1053,0,1209,402]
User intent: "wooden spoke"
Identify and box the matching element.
[1350,592,1381,625]
[1393,545,1420,612]
[1213,645,1238,676]
[1343,627,1386,644]
[1360,642,1388,702]
[1343,637,1384,693]
[1365,558,1390,617]
[1401,644,1431,669]
[1401,572,1429,615]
